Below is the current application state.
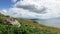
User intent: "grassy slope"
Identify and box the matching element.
[0,14,60,34]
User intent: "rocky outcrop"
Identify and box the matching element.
[11,20,21,27]
[4,18,21,27]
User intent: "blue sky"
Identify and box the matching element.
[0,0,20,10]
[0,0,13,10]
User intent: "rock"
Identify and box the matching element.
[11,20,21,27]
[4,18,21,27]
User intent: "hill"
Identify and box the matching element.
[0,13,60,34]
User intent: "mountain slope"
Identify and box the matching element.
[0,14,60,34]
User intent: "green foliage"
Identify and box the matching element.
[0,14,60,34]
[0,24,58,34]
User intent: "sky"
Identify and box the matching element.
[0,0,12,10]
[0,0,20,10]
[0,0,60,28]
[1,0,60,19]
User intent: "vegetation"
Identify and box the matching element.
[0,13,60,34]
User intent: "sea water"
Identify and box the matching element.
[35,18,60,28]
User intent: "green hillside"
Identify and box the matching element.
[0,14,60,34]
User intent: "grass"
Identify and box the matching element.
[0,14,60,34]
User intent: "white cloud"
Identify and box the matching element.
[1,8,41,19]
[11,0,17,3]
[1,0,60,19]
[14,0,46,13]
[14,0,60,13]
[14,0,60,19]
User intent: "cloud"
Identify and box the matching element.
[14,0,47,13]
[1,0,60,19]
[1,8,41,19]
[14,0,60,19]
[14,0,60,13]
[11,0,17,3]
[0,0,60,19]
